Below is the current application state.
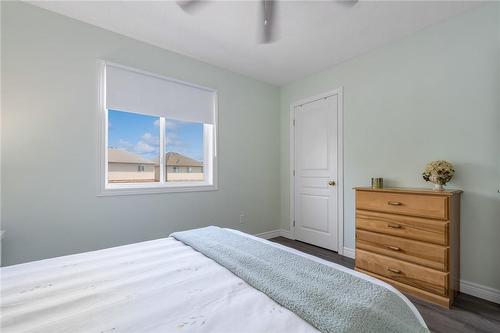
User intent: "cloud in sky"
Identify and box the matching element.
[115,134,160,158]
[165,120,177,129]
[166,131,184,146]
[118,139,132,149]
[141,132,160,146]
[134,141,157,154]
[134,132,160,156]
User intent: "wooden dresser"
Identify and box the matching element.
[354,187,462,308]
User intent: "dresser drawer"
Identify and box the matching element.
[356,229,448,271]
[356,210,449,245]
[356,249,448,296]
[356,190,448,220]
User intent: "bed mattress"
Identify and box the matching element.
[1,230,425,332]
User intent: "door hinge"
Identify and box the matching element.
[293,119,295,126]
[292,170,295,176]
[293,220,296,227]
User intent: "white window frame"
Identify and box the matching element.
[97,61,218,196]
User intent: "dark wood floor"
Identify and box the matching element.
[270,237,500,333]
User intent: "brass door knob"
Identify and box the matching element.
[328,180,336,186]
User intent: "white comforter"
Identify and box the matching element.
[1,230,425,332]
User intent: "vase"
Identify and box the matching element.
[433,183,444,191]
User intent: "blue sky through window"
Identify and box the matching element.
[108,110,204,162]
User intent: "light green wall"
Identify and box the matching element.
[280,3,500,290]
[1,2,280,265]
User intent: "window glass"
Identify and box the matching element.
[107,110,160,183]
[164,118,204,182]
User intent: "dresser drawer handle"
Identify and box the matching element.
[384,245,401,251]
[387,201,402,206]
[387,267,402,274]
[387,223,402,229]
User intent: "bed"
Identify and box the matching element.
[1,227,428,333]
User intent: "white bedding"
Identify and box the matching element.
[1,230,425,332]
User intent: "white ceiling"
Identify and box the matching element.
[29,1,484,86]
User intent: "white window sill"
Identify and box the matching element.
[97,183,218,196]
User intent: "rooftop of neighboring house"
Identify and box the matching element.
[164,152,203,167]
[108,148,156,165]
[108,149,202,167]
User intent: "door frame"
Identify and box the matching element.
[289,87,344,255]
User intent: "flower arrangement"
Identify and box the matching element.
[422,160,455,191]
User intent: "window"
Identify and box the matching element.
[108,110,159,183]
[99,62,217,195]
[165,119,204,182]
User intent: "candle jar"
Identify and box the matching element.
[371,178,383,189]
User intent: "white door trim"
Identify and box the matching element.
[289,87,344,255]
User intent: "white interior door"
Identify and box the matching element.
[294,95,338,251]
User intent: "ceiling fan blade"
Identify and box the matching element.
[335,0,358,7]
[260,0,277,44]
[177,0,206,13]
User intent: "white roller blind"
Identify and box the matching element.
[105,63,215,124]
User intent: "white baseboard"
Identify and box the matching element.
[460,280,500,304]
[254,229,294,240]
[279,229,294,239]
[254,229,281,240]
[342,247,355,259]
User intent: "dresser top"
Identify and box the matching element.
[354,187,463,196]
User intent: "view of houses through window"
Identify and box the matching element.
[107,110,204,184]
